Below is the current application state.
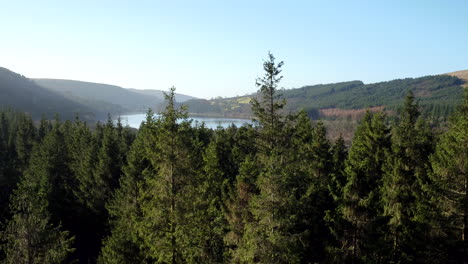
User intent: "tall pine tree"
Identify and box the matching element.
[240,52,305,263]
[338,111,390,262]
[1,122,74,263]
[382,91,435,262]
[99,114,153,264]
[137,87,204,263]
[430,88,468,260]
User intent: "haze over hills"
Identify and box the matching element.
[34,79,158,113]
[0,67,100,120]
[128,88,197,102]
[33,79,197,115]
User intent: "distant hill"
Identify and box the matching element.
[34,79,197,116]
[184,74,466,121]
[34,79,163,113]
[128,88,197,102]
[446,70,468,87]
[2,66,465,123]
[0,67,99,120]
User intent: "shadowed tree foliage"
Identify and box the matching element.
[382,91,436,262]
[1,123,74,263]
[98,114,153,264]
[430,88,468,261]
[136,87,206,263]
[332,111,391,263]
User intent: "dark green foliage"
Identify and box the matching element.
[328,135,348,201]
[225,155,259,263]
[14,114,36,172]
[91,116,126,213]
[1,181,74,264]
[67,116,134,263]
[1,123,75,263]
[99,119,152,264]
[242,53,305,263]
[134,87,209,263]
[232,80,334,263]
[186,74,464,121]
[337,111,391,262]
[0,111,39,234]
[298,119,335,263]
[196,125,255,263]
[382,91,436,262]
[0,113,15,225]
[430,88,468,261]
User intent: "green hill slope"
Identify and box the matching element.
[34,79,163,113]
[128,88,197,102]
[0,68,99,120]
[185,74,465,120]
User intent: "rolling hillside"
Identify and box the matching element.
[446,69,468,87]
[184,73,466,120]
[1,66,465,123]
[0,67,99,120]
[128,88,197,102]
[34,79,163,113]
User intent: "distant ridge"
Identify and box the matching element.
[184,73,465,120]
[34,79,163,113]
[0,66,465,122]
[0,67,99,120]
[34,79,198,115]
[128,88,197,103]
[445,70,468,86]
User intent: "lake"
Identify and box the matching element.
[118,113,252,129]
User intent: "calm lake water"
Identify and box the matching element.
[118,113,252,129]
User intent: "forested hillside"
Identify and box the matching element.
[0,54,467,263]
[34,79,197,114]
[185,73,465,121]
[0,68,100,120]
[34,79,164,113]
[128,88,197,102]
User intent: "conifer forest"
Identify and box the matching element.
[0,54,467,263]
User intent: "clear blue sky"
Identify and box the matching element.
[1,0,467,99]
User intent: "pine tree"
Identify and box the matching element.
[240,52,306,263]
[14,114,36,172]
[329,135,348,202]
[0,112,14,224]
[198,129,239,263]
[301,121,335,262]
[1,180,74,264]
[430,88,468,259]
[338,111,391,262]
[1,123,74,263]
[137,87,203,263]
[37,115,52,142]
[62,117,105,262]
[382,91,435,262]
[225,155,260,263]
[224,126,258,263]
[99,117,153,264]
[92,115,124,213]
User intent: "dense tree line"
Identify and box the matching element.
[0,54,467,263]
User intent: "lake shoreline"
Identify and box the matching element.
[117,113,253,129]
